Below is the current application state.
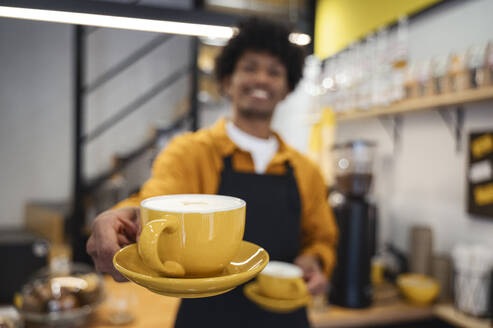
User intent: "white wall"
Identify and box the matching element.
[0,1,192,228]
[275,0,493,255]
[0,18,72,228]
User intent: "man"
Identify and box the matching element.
[87,17,338,327]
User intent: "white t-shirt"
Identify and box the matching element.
[226,121,279,174]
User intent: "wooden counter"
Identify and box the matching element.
[308,301,434,328]
[90,277,438,328]
[434,304,492,328]
[90,277,493,328]
[89,276,179,328]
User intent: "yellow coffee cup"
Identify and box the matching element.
[138,194,245,277]
[257,261,308,300]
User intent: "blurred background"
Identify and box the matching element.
[1,0,493,327]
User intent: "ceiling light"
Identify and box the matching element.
[0,2,311,45]
[289,32,311,46]
[0,5,235,39]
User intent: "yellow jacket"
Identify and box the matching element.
[115,119,338,277]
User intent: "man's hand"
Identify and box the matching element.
[294,254,328,296]
[86,207,140,282]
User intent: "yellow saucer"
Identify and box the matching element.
[113,241,269,298]
[244,282,311,313]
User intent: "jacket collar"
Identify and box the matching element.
[209,118,292,165]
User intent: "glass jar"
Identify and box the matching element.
[333,140,376,196]
[15,263,104,328]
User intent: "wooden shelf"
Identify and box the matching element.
[434,304,492,328]
[336,86,493,121]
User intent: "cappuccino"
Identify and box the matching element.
[257,261,307,300]
[142,194,245,213]
[262,261,303,278]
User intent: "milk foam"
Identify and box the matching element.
[142,194,245,213]
[261,261,303,278]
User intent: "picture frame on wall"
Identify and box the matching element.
[467,131,493,218]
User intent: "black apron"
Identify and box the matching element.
[174,155,310,328]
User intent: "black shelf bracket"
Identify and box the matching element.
[378,114,403,153]
[71,25,87,263]
[438,106,465,153]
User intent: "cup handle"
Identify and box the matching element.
[138,215,186,277]
[291,279,308,297]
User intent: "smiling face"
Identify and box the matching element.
[223,50,289,120]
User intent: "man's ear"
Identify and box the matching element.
[221,76,232,97]
[279,85,290,101]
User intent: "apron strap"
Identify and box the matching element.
[223,155,234,171]
[222,154,301,218]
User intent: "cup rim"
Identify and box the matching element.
[140,194,246,213]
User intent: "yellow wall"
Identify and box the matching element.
[314,0,442,59]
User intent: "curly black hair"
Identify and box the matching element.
[214,17,306,92]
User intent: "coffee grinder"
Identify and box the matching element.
[329,140,377,308]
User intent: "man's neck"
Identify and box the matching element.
[231,113,272,139]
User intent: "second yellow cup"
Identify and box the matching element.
[257,261,308,300]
